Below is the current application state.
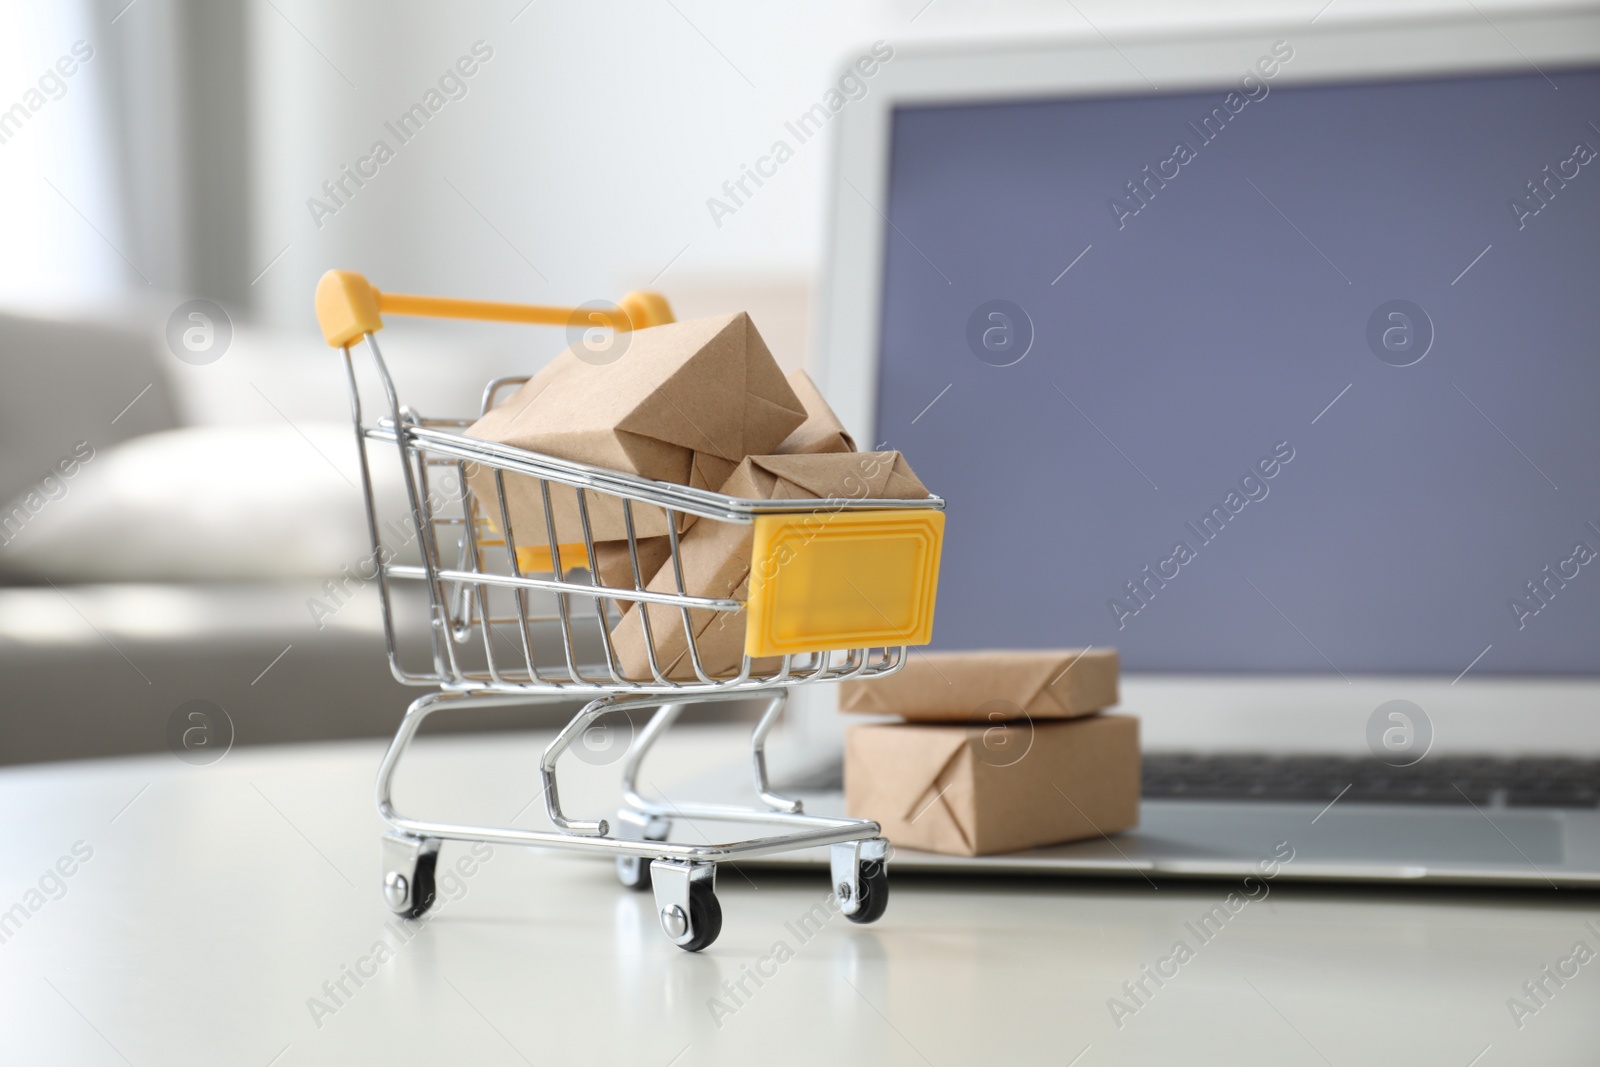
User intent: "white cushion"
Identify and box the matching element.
[0,423,412,581]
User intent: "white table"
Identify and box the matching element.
[2,724,1594,1065]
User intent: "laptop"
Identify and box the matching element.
[747,7,1600,887]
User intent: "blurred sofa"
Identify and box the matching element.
[0,307,577,766]
[0,278,809,765]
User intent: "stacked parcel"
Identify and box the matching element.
[840,649,1139,856]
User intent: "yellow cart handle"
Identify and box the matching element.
[314,269,674,348]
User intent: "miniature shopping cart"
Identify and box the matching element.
[313,271,945,951]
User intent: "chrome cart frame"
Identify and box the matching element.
[329,287,940,951]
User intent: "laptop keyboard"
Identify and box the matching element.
[1142,754,1600,808]
[785,755,1600,808]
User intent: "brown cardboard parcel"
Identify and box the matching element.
[589,537,675,591]
[581,368,858,591]
[838,649,1119,721]
[463,312,805,545]
[608,451,928,680]
[845,714,1140,856]
[774,369,856,455]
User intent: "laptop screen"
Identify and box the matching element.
[874,63,1600,675]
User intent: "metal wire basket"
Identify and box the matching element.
[315,270,945,950]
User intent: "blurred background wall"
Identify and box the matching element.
[5,0,1508,337]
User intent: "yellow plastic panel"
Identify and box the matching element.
[515,543,589,574]
[745,508,943,658]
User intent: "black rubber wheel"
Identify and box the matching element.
[401,851,438,920]
[677,882,723,952]
[617,855,653,891]
[844,860,889,925]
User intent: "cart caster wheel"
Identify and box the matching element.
[382,834,439,920]
[843,859,889,925]
[616,854,654,891]
[652,859,720,951]
[670,882,722,953]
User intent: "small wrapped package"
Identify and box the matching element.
[839,649,1119,722]
[583,371,853,589]
[505,367,857,589]
[464,312,805,545]
[587,537,674,591]
[608,451,928,680]
[845,714,1140,856]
